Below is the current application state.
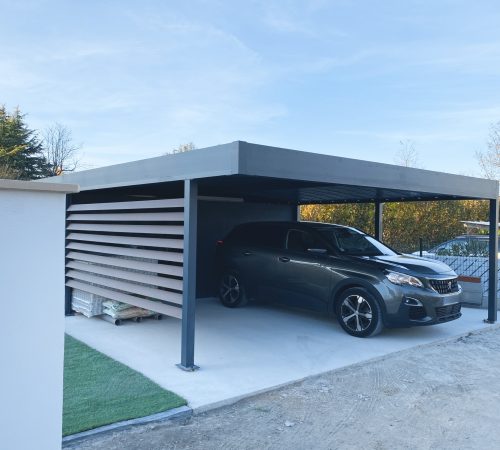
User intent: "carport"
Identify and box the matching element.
[52,141,499,371]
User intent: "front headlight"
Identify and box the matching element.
[385,270,424,288]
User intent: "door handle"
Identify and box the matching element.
[243,251,253,256]
[278,256,290,263]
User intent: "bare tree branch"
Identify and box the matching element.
[476,121,500,180]
[166,142,196,155]
[394,139,421,168]
[42,123,81,176]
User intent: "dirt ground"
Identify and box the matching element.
[66,326,500,450]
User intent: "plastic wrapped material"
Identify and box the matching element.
[102,305,154,319]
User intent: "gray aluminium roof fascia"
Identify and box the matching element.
[237,141,499,200]
[43,141,240,191]
[0,178,79,193]
[40,140,498,200]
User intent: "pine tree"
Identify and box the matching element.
[0,106,48,179]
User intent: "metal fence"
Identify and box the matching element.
[390,236,497,307]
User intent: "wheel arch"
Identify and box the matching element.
[329,278,387,318]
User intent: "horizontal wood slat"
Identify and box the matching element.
[67,280,182,319]
[66,242,184,263]
[68,198,184,212]
[66,270,183,305]
[66,196,186,316]
[66,251,183,277]
[67,260,183,291]
[67,211,184,222]
[67,233,183,249]
[67,223,184,235]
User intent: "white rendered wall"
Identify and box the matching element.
[0,189,68,450]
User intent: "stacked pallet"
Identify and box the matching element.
[71,289,104,317]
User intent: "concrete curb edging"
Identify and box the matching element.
[62,405,192,445]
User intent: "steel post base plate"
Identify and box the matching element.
[176,363,200,372]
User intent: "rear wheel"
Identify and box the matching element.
[335,287,383,337]
[219,271,247,308]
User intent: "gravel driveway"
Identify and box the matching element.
[66,326,500,450]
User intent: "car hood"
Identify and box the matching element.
[352,254,456,276]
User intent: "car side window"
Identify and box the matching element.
[286,229,323,253]
[230,224,285,249]
[258,225,286,249]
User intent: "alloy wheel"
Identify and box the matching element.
[340,294,373,332]
[220,274,241,305]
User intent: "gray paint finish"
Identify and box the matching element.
[196,200,296,298]
[179,179,198,370]
[237,142,499,200]
[44,141,498,201]
[47,142,239,191]
[488,199,499,322]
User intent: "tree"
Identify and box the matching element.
[301,200,488,253]
[0,163,17,179]
[476,121,500,180]
[0,106,48,179]
[167,142,196,155]
[42,123,81,176]
[394,139,421,168]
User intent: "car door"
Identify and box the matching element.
[234,223,287,301]
[254,223,286,302]
[272,227,332,312]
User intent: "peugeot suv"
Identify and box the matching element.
[216,221,462,337]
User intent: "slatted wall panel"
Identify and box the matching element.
[65,198,184,319]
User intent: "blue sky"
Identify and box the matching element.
[1,0,500,174]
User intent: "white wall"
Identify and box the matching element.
[0,188,69,450]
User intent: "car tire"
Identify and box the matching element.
[335,287,383,338]
[219,271,247,308]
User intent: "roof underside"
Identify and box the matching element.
[48,141,499,204]
[198,175,470,204]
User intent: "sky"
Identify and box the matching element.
[1,0,500,174]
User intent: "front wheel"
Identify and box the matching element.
[335,287,383,337]
[219,271,247,308]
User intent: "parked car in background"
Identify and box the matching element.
[216,221,462,338]
[413,235,499,258]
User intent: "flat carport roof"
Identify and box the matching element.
[54,141,498,202]
[49,141,500,370]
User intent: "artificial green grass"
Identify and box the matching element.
[63,334,186,436]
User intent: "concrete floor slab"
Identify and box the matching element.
[65,299,494,411]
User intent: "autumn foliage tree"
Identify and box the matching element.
[301,200,489,253]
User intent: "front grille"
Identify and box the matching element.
[429,278,459,294]
[409,306,427,320]
[435,303,462,322]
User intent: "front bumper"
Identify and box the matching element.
[383,283,463,328]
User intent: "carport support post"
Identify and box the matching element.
[178,179,199,371]
[375,202,384,241]
[486,198,499,323]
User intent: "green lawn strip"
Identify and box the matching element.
[63,334,186,436]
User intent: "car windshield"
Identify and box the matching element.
[318,227,397,256]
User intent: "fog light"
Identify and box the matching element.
[404,297,423,307]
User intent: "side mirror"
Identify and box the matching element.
[307,248,328,254]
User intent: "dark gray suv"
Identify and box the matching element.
[216,221,462,337]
